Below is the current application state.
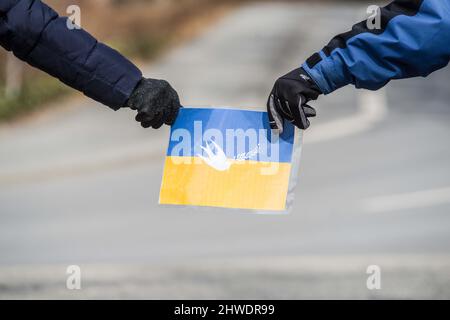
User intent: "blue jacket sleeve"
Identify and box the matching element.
[0,0,142,110]
[302,0,450,94]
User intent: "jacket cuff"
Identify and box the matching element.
[302,51,351,95]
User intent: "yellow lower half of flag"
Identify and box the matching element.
[159,156,292,211]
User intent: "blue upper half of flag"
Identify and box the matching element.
[167,108,296,163]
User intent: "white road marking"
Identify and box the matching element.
[305,89,388,144]
[362,187,450,213]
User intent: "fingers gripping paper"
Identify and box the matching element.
[159,107,302,213]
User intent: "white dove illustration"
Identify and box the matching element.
[197,139,232,171]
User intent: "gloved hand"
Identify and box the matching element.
[126,78,181,129]
[267,67,321,133]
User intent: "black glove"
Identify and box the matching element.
[267,67,321,132]
[126,78,181,129]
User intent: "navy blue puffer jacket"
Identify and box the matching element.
[0,0,142,110]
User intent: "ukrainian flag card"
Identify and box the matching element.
[159,107,301,212]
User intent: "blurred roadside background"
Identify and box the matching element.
[1,0,450,299]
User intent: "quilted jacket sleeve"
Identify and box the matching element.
[0,0,142,110]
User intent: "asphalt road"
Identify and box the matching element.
[1,2,450,299]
